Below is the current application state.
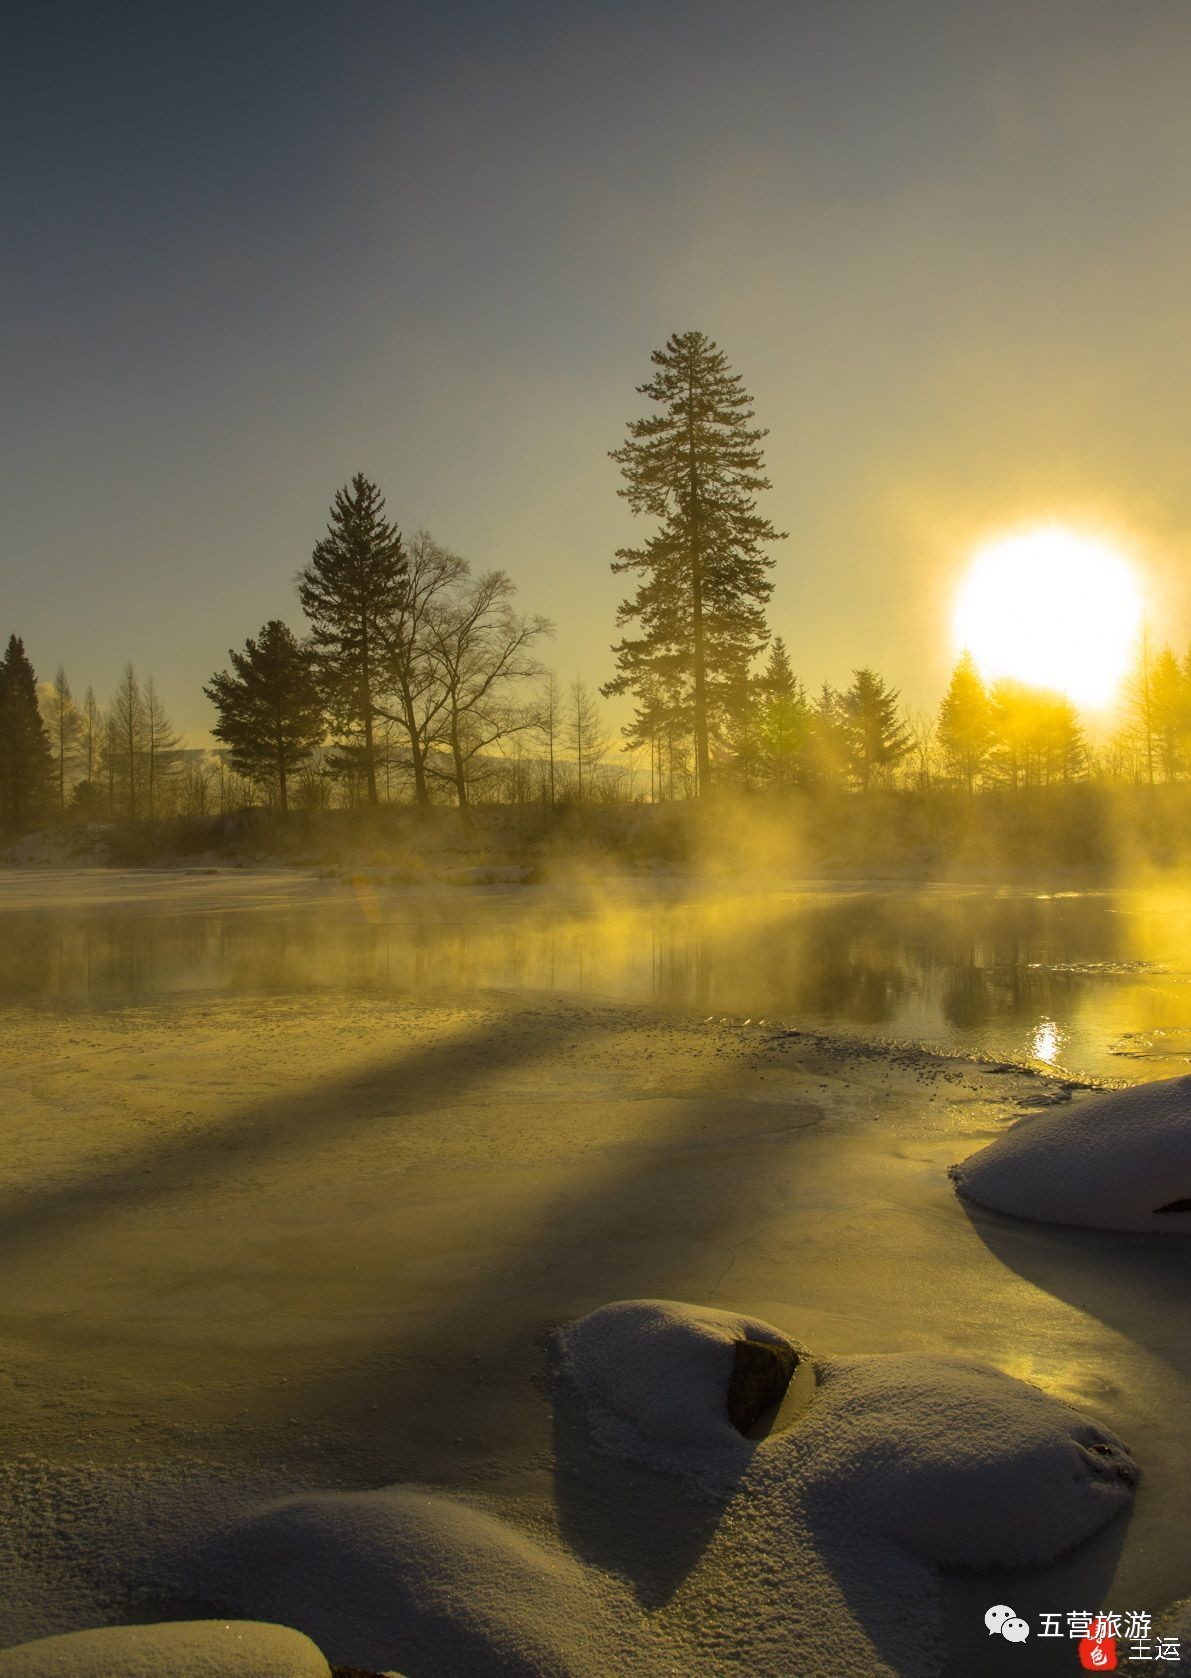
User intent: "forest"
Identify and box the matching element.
[2,331,1188,844]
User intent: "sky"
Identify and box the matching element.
[5,0,1191,742]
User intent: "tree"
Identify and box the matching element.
[1150,645,1189,781]
[374,529,468,808]
[566,678,607,804]
[41,666,81,817]
[204,620,325,814]
[534,671,561,807]
[757,636,809,792]
[841,668,910,791]
[79,685,102,796]
[0,634,53,835]
[805,683,849,791]
[108,663,148,819]
[605,330,786,797]
[1123,628,1158,785]
[937,653,993,792]
[143,677,181,818]
[422,571,551,821]
[721,666,767,792]
[298,473,408,807]
[989,681,1087,787]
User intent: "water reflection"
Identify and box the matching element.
[3,881,1191,1083]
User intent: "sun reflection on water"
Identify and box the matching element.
[1030,1018,1065,1067]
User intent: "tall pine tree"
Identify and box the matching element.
[604,331,785,796]
[298,473,407,807]
[0,635,53,835]
[205,621,324,813]
[937,652,993,792]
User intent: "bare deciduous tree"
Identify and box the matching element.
[423,571,551,822]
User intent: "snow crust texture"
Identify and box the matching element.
[0,1620,333,1678]
[560,1301,1138,1567]
[557,1296,805,1477]
[950,1072,1191,1232]
[203,1484,670,1678]
[0,1302,1139,1678]
[791,1353,1137,1566]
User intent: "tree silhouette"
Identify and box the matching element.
[937,652,993,791]
[298,473,407,807]
[605,330,785,797]
[841,668,910,791]
[988,681,1087,787]
[757,636,809,792]
[204,621,325,814]
[41,666,81,817]
[421,570,551,822]
[0,634,53,835]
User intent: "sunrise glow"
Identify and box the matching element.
[952,527,1144,710]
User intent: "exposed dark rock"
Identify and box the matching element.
[727,1338,798,1434]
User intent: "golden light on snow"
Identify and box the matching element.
[952,527,1144,710]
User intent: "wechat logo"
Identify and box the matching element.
[986,1605,1031,1643]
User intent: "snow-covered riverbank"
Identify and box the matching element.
[0,873,1188,1673]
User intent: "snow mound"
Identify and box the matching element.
[558,1298,803,1475]
[0,1620,333,1677]
[788,1354,1138,1566]
[201,1484,665,1678]
[950,1073,1191,1232]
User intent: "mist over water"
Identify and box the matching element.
[7,875,1191,1084]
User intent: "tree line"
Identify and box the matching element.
[4,327,1191,839]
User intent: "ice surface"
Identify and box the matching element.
[951,1073,1191,1232]
[0,1620,333,1677]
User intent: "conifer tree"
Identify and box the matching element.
[757,636,809,792]
[0,634,53,835]
[298,473,408,807]
[205,620,324,814]
[841,668,910,791]
[42,666,81,817]
[605,330,785,796]
[937,652,993,791]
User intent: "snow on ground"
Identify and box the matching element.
[787,1352,1137,1566]
[0,1621,333,1678]
[0,868,1188,1674]
[199,1484,675,1678]
[951,1074,1191,1232]
[557,1298,805,1479]
[181,1303,1136,1678]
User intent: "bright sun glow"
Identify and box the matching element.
[952,526,1144,710]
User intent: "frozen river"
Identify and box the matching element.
[1,867,1189,1675]
[5,866,1191,1082]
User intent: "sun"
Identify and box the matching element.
[952,526,1144,710]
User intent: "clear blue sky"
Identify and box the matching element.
[5,0,1191,738]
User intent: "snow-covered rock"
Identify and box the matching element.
[560,1302,1136,1566]
[950,1073,1191,1232]
[557,1298,805,1472]
[792,1354,1137,1566]
[201,1484,663,1678]
[0,1620,334,1677]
